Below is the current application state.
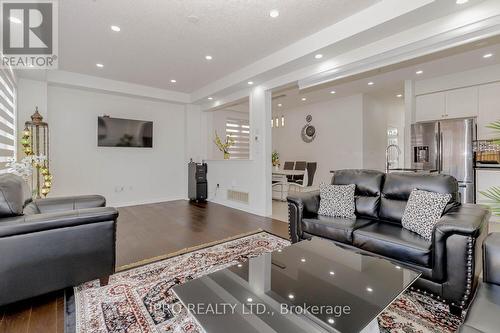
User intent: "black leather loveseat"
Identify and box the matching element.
[0,173,118,306]
[288,169,490,314]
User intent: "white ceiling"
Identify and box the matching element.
[271,37,500,111]
[58,0,380,93]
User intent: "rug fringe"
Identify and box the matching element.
[116,229,264,272]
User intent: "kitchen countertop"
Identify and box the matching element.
[476,164,500,170]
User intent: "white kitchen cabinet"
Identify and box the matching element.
[445,87,478,119]
[476,169,500,223]
[416,87,479,123]
[415,92,445,122]
[478,82,500,140]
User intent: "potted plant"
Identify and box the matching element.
[272,151,280,169]
[214,131,235,160]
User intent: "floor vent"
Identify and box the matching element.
[227,190,249,204]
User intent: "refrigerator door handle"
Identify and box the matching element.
[439,131,443,173]
[435,132,440,172]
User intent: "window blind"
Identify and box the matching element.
[225,118,250,160]
[0,67,16,173]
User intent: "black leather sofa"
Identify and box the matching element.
[460,233,500,332]
[287,169,490,314]
[0,173,118,306]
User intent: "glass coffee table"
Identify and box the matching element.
[173,237,420,333]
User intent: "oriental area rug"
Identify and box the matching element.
[68,231,463,333]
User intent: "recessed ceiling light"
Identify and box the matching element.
[397,94,403,98]
[483,53,494,58]
[111,25,121,32]
[208,97,213,100]
[247,298,253,302]
[395,266,401,270]
[300,258,306,262]
[314,54,323,59]
[9,16,22,24]
[329,271,335,275]
[366,287,373,292]
[328,318,335,324]
[301,97,307,101]
[237,263,242,267]
[456,0,468,4]
[247,81,254,85]
[330,90,336,94]
[368,82,374,86]
[416,70,423,75]
[205,55,213,60]
[170,79,177,83]
[269,9,280,18]
[277,103,282,107]
[96,63,104,68]
[288,294,295,299]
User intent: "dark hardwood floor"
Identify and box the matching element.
[0,200,287,333]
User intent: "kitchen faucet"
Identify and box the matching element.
[386,144,401,173]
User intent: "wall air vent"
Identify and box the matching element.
[227,190,249,204]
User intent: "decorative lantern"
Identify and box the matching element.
[25,107,52,198]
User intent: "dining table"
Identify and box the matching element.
[272,168,306,201]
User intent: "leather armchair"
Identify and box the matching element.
[288,170,490,314]
[0,174,118,306]
[460,233,500,333]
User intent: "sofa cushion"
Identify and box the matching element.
[302,215,374,244]
[0,173,25,217]
[402,189,451,241]
[380,173,458,224]
[318,183,355,218]
[353,222,432,267]
[332,169,384,219]
[460,282,500,333]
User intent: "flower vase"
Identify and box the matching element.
[224,152,230,160]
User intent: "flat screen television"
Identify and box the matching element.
[98,116,153,148]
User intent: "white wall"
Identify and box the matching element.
[46,85,186,206]
[17,79,47,154]
[272,94,364,185]
[363,94,405,171]
[188,88,272,216]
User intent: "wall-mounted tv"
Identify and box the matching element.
[98,116,153,148]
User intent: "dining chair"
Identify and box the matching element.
[283,161,294,181]
[296,162,317,186]
[292,161,307,183]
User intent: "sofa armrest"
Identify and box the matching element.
[432,204,490,309]
[32,195,106,213]
[287,191,319,243]
[484,233,500,285]
[0,207,118,237]
[434,204,490,238]
[0,207,117,306]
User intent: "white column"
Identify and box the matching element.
[404,80,415,168]
[249,87,272,216]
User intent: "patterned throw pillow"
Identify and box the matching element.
[402,189,452,241]
[318,183,356,218]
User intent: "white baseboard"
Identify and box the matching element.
[109,196,186,208]
[208,197,267,217]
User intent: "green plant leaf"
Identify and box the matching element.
[480,186,500,216]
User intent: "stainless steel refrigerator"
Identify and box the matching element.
[411,118,476,203]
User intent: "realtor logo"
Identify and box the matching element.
[0,0,58,68]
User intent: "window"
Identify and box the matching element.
[226,118,250,160]
[0,68,16,173]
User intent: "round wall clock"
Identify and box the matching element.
[301,115,316,143]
